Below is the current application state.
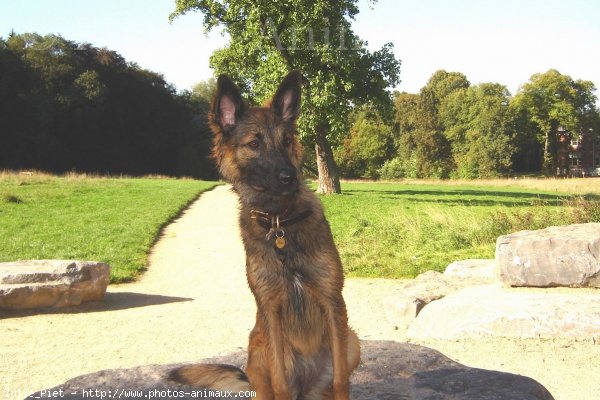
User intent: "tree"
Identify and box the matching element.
[423,70,470,111]
[391,70,467,178]
[440,83,516,178]
[170,0,401,193]
[191,77,216,105]
[512,69,598,175]
[392,92,419,149]
[0,32,216,179]
[337,108,393,178]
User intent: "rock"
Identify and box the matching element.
[444,259,496,280]
[27,340,554,400]
[0,260,110,310]
[384,267,495,327]
[383,271,449,322]
[406,284,600,340]
[496,223,600,288]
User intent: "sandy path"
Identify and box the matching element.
[1,185,598,399]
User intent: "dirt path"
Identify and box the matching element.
[1,185,598,399]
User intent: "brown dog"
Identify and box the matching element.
[170,71,360,400]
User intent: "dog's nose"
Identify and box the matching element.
[279,168,297,186]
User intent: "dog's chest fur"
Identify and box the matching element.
[240,211,335,354]
[250,231,324,312]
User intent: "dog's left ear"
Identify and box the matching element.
[271,70,302,123]
[213,74,246,131]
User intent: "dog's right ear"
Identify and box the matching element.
[212,75,246,131]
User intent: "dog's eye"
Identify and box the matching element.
[248,140,260,149]
[283,137,292,146]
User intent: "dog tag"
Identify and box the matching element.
[275,230,286,249]
[275,236,286,248]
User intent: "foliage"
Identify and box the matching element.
[391,70,469,179]
[377,155,418,179]
[359,68,599,180]
[319,182,595,278]
[336,108,394,178]
[0,174,218,282]
[392,92,419,149]
[191,77,216,105]
[424,70,471,100]
[170,0,401,193]
[0,33,217,179]
[441,83,516,178]
[568,195,600,223]
[511,69,599,174]
[387,69,600,179]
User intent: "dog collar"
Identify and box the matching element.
[250,208,312,249]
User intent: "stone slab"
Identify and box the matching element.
[0,260,110,310]
[444,259,497,280]
[407,284,600,340]
[27,341,554,400]
[496,223,600,288]
[384,266,496,327]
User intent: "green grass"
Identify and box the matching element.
[2,174,598,283]
[0,174,218,283]
[318,182,600,278]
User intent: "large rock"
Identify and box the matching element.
[444,259,496,280]
[407,284,600,340]
[27,341,554,400]
[496,223,600,288]
[383,271,450,325]
[384,266,495,327]
[0,260,110,310]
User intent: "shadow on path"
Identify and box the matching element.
[0,292,193,320]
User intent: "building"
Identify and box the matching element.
[557,128,600,177]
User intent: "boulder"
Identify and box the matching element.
[27,341,554,400]
[444,259,496,280]
[384,266,495,327]
[496,223,600,288]
[0,260,110,310]
[383,271,450,324]
[406,284,600,340]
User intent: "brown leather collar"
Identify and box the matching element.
[250,208,312,230]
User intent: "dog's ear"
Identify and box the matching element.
[213,75,246,130]
[271,70,302,123]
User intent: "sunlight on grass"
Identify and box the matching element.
[2,173,598,282]
[0,173,218,283]
[319,181,600,278]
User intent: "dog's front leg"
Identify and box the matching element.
[326,298,351,400]
[246,325,275,400]
[264,308,291,400]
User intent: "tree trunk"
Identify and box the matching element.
[315,124,341,194]
[542,130,555,176]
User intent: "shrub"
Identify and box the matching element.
[378,155,418,180]
[567,196,600,223]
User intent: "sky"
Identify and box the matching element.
[2,0,599,97]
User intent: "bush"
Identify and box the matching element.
[451,161,479,179]
[567,196,600,223]
[378,155,418,179]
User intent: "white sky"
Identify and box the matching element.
[2,0,599,97]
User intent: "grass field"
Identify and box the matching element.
[1,172,599,282]
[0,173,218,282]
[320,181,600,278]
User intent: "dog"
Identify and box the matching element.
[170,70,360,400]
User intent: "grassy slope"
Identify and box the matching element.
[0,174,218,282]
[320,181,599,278]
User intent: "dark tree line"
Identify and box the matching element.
[0,33,217,179]
[2,32,598,181]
